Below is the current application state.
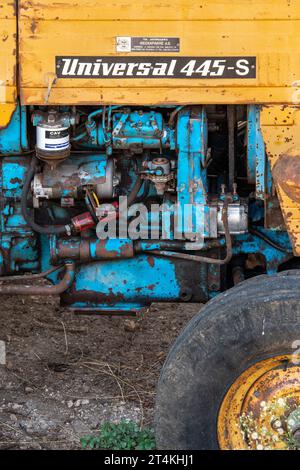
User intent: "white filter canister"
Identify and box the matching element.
[37,125,70,152]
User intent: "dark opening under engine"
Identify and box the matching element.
[0,104,294,313]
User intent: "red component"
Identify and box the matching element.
[71,212,96,233]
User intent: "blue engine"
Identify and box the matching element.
[0,103,293,313]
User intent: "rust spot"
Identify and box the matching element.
[147,256,155,267]
[265,195,285,230]
[10,177,22,185]
[273,153,300,203]
[31,19,37,34]
[62,286,125,306]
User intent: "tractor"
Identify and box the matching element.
[1,0,300,449]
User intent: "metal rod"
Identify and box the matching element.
[0,265,64,282]
[228,105,236,191]
[0,262,75,295]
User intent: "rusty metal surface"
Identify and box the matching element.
[264,195,285,230]
[52,238,134,263]
[261,106,300,255]
[60,254,209,310]
[0,262,75,295]
[218,355,300,450]
[272,153,300,203]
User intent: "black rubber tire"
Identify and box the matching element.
[155,271,300,450]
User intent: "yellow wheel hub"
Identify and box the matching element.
[217,355,300,450]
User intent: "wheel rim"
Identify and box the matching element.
[217,355,300,450]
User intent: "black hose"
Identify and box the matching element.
[21,157,68,235]
[127,175,143,206]
[135,238,224,253]
[135,240,186,252]
[250,228,293,254]
[132,180,150,205]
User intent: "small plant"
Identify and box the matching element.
[81,420,156,450]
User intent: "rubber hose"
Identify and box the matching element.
[132,180,150,205]
[250,228,292,254]
[127,175,143,206]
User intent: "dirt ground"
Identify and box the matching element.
[0,293,200,449]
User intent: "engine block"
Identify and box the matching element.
[0,102,294,312]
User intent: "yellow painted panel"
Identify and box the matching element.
[21,86,299,106]
[19,0,300,21]
[0,19,17,88]
[261,106,300,254]
[18,1,300,105]
[0,1,16,18]
[0,103,16,129]
[0,1,17,125]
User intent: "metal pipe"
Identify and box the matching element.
[0,265,64,282]
[52,238,134,263]
[127,175,143,206]
[147,197,232,265]
[168,106,185,127]
[135,238,224,253]
[0,262,75,295]
[228,105,236,191]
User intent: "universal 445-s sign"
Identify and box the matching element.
[56,56,256,79]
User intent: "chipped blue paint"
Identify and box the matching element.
[176,107,208,240]
[74,109,175,152]
[247,105,267,199]
[61,254,206,311]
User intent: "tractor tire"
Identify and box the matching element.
[155,271,300,450]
